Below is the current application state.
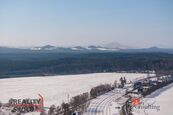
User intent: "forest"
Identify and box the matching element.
[0,52,173,78]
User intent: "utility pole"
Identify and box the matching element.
[67,93,70,103]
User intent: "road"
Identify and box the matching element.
[83,88,129,115]
[82,75,159,115]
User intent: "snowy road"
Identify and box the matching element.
[83,88,128,115]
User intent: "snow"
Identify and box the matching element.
[71,47,79,50]
[0,106,13,115]
[109,93,128,115]
[83,88,128,115]
[95,47,108,51]
[30,47,42,50]
[132,83,173,115]
[0,73,147,107]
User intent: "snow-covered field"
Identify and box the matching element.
[132,83,173,115]
[0,73,147,107]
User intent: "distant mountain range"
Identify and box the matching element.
[0,43,173,54]
[121,46,173,54]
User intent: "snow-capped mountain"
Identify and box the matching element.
[29,43,124,52]
[71,46,87,51]
[30,45,57,50]
[87,45,119,51]
[0,43,173,53]
[103,42,131,49]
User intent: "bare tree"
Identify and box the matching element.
[48,105,56,115]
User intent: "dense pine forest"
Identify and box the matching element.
[0,52,173,78]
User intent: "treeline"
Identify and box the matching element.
[0,52,173,78]
[124,74,173,115]
[90,84,113,97]
[142,75,173,96]
[4,83,117,115]
[45,92,90,115]
[42,81,118,115]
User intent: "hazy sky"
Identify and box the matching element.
[0,0,173,48]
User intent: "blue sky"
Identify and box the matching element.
[0,0,173,48]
